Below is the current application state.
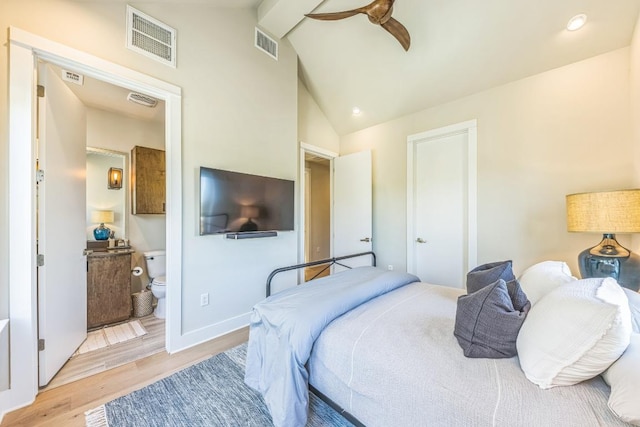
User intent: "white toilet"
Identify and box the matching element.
[144,250,167,319]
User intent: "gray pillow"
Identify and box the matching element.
[454,279,531,358]
[466,260,515,294]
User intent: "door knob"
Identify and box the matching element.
[416,238,427,244]
[360,237,371,243]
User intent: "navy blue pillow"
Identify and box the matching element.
[454,279,531,358]
[466,260,515,294]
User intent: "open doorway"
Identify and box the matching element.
[8,27,182,407]
[303,152,331,281]
[36,62,168,389]
[299,144,374,280]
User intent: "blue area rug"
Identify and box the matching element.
[85,343,353,427]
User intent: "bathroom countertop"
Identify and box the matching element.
[87,248,135,257]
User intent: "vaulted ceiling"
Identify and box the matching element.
[257,0,640,135]
[75,0,640,136]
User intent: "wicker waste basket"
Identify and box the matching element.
[132,290,153,317]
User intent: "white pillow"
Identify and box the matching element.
[602,333,640,426]
[516,277,632,389]
[517,260,577,305]
[624,288,640,333]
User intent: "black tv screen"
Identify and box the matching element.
[199,167,294,235]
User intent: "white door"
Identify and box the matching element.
[407,121,477,288]
[333,150,373,269]
[37,63,88,386]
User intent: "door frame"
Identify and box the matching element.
[406,120,478,277]
[298,142,338,275]
[8,27,182,409]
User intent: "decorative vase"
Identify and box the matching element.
[93,223,111,240]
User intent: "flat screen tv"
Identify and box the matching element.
[199,167,295,235]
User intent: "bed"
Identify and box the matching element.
[245,254,639,427]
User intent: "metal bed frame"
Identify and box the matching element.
[265,251,376,426]
[309,384,365,427]
[265,251,376,297]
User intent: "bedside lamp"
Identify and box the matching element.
[566,189,640,291]
[91,210,114,240]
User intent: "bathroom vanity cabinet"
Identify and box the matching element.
[131,145,166,214]
[87,251,133,329]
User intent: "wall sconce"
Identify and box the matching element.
[108,167,123,190]
[566,189,640,290]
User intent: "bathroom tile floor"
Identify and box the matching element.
[43,315,165,390]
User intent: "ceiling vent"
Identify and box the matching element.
[126,5,176,68]
[255,27,278,61]
[127,92,158,108]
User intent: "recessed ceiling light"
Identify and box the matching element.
[352,107,362,116]
[567,14,587,31]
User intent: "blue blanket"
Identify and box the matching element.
[244,266,419,427]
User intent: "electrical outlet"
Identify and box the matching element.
[200,293,209,306]
[388,264,394,271]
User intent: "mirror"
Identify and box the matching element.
[86,147,128,241]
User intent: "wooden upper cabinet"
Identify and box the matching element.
[131,145,166,214]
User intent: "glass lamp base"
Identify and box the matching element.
[93,224,111,240]
[578,234,640,291]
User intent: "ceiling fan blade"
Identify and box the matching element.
[381,17,411,51]
[305,9,363,21]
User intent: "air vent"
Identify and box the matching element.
[255,27,278,61]
[126,5,176,67]
[127,92,158,108]
[61,69,84,86]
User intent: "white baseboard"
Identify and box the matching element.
[169,312,251,354]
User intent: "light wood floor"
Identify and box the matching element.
[304,264,331,282]
[1,326,249,427]
[45,315,166,390]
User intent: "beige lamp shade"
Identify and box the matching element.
[91,210,115,224]
[566,189,640,233]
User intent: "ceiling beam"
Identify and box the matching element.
[257,0,323,39]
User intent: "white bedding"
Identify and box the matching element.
[308,282,631,427]
[244,267,418,427]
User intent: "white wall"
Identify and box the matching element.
[0,0,298,417]
[298,80,339,152]
[340,47,635,277]
[0,0,298,324]
[630,14,640,253]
